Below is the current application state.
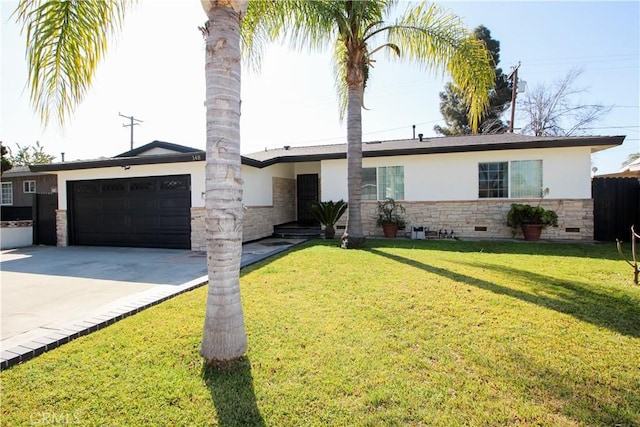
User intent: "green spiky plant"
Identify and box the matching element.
[309,200,348,239]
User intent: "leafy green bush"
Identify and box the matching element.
[375,198,406,228]
[506,203,558,232]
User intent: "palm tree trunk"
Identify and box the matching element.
[200,3,247,363]
[342,84,366,249]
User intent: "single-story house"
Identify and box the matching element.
[29,134,625,250]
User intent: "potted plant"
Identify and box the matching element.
[375,198,406,238]
[506,203,558,241]
[309,200,348,239]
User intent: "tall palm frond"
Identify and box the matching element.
[14,0,132,126]
[244,0,493,131]
[387,2,494,131]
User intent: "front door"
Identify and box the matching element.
[297,174,319,224]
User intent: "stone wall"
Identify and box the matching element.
[55,210,67,246]
[190,207,206,251]
[348,199,594,240]
[242,177,297,242]
[191,177,297,248]
[243,206,276,243]
[272,177,296,225]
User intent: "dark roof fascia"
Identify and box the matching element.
[365,137,626,158]
[249,153,344,168]
[29,135,625,172]
[240,156,264,168]
[31,153,266,172]
[242,135,626,167]
[30,151,206,172]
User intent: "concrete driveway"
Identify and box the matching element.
[1,238,303,369]
[1,246,208,350]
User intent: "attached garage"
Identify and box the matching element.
[68,175,191,249]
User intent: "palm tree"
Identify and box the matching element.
[14,0,248,363]
[199,0,249,363]
[244,0,495,248]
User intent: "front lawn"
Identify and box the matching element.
[2,239,639,426]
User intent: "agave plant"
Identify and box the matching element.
[309,200,348,239]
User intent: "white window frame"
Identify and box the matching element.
[1,182,13,205]
[478,160,543,199]
[23,180,36,193]
[362,166,405,201]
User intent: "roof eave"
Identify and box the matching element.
[30,151,206,172]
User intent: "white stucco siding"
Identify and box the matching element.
[242,163,295,206]
[320,146,593,202]
[541,146,592,199]
[294,162,321,176]
[320,159,347,201]
[407,147,593,201]
[55,162,205,210]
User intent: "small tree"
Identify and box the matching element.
[434,25,512,136]
[1,143,13,176]
[9,141,56,166]
[622,153,640,168]
[519,68,611,136]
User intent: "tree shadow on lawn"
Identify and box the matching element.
[481,346,640,425]
[368,249,640,338]
[365,238,624,261]
[202,357,265,427]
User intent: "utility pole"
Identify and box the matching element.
[506,62,521,133]
[119,113,143,150]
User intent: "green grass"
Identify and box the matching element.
[2,239,639,426]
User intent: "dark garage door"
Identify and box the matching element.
[69,175,191,249]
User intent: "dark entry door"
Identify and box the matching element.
[33,193,58,245]
[69,175,191,249]
[297,174,319,224]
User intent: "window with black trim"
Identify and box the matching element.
[478,162,508,198]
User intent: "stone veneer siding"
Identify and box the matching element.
[191,177,297,249]
[190,207,206,251]
[59,197,593,249]
[55,210,68,246]
[0,220,32,228]
[337,199,593,240]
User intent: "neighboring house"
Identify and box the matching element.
[1,166,57,215]
[1,166,58,249]
[31,135,624,250]
[596,157,640,178]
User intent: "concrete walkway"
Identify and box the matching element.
[0,238,305,370]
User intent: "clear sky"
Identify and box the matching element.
[2,1,639,174]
